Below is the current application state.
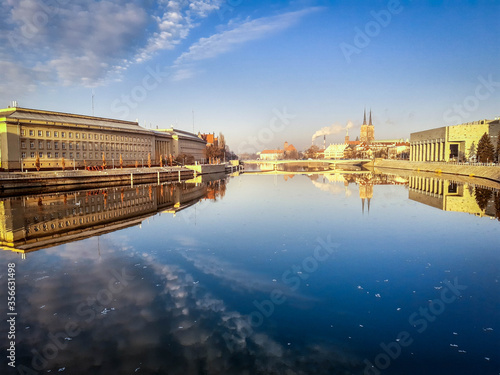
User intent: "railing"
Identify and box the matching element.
[408,160,499,167]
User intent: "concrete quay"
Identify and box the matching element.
[373,159,500,183]
[0,167,194,193]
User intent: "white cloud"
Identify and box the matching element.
[134,0,224,63]
[171,7,320,80]
[0,0,224,92]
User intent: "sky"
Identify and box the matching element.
[1,0,499,153]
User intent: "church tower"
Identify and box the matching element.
[367,109,375,143]
[360,108,375,144]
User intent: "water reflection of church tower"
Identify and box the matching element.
[359,177,374,214]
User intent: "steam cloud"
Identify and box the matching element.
[311,121,354,142]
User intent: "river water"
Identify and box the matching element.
[1,170,499,375]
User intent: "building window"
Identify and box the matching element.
[30,152,35,158]
[106,135,109,140]
[21,152,26,158]
[38,141,44,149]
[62,142,66,150]
[29,130,34,136]
[76,133,80,139]
[76,152,80,158]
[47,152,52,158]
[95,134,98,140]
[69,142,73,150]
[95,152,99,159]
[83,152,86,159]
[39,152,43,158]
[82,133,86,139]
[30,141,35,149]
[54,141,59,150]
[100,134,104,140]
[61,132,66,137]
[111,135,114,141]
[38,130,42,137]
[21,141,26,149]
[100,144,104,151]
[89,144,93,151]
[46,141,51,149]
[82,143,86,150]
[69,132,73,138]
[62,152,66,158]
[46,131,51,137]
[21,129,25,136]
[69,152,73,158]
[55,152,59,158]
[54,131,58,137]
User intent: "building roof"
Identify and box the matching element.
[261,149,283,154]
[1,107,204,142]
[1,107,144,132]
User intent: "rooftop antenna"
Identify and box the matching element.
[91,89,95,116]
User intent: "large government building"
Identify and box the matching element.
[410,118,500,162]
[0,106,207,171]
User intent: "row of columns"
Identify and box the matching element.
[409,175,445,196]
[410,139,446,161]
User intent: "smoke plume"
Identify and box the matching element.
[311,121,354,142]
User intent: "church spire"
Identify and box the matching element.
[369,109,372,126]
[363,108,367,125]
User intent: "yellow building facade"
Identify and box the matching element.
[0,107,207,171]
[410,119,500,162]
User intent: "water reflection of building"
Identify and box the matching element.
[0,181,226,256]
[408,175,500,219]
[309,172,409,212]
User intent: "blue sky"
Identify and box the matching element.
[1,0,499,152]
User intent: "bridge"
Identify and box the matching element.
[243,169,371,175]
[243,159,372,167]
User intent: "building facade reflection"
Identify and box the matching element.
[408,175,500,219]
[0,179,228,255]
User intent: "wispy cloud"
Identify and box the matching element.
[171,7,321,80]
[134,0,224,63]
[0,0,224,93]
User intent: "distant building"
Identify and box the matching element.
[410,119,500,162]
[283,141,297,157]
[360,109,375,144]
[260,141,297,160]
[260,149,284,160]
[198,132,218,146]
[324,143,347,159]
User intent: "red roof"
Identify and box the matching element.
[261,149,283,154]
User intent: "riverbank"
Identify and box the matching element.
[372,159,500,183]
[0,167,195,193]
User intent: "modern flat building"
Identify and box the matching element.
[410,119,500,162]
[0,106,206,171]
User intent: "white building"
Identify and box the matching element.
[324,143,347,159]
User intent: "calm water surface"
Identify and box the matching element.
[1,171,499,375]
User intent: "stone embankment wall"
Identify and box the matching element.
[372,159,500,183]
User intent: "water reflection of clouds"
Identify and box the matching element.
[14,241,361,374]
[311,178,352,198]
[178,251,312,301]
